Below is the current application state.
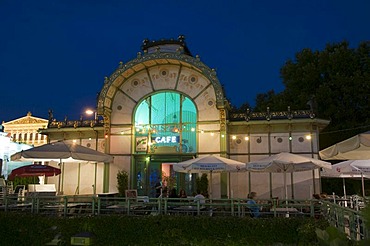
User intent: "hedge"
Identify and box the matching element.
[0,213,329,245]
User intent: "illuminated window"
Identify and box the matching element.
[134,92,197,153]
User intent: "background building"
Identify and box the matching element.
[1,112,48,179]
[2,112,48,147]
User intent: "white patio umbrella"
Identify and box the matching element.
[246,152,332,201]
[11,140,113,163]
[321,160,370,197]
[173,155,246,198]
[11,141,113,194]
[319,131,370,160]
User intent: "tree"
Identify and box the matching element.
[252,41,370,148]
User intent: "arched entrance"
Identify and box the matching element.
[133,91,197,196]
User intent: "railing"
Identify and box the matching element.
[0,195,367,241]
[320,200,367,241]
[0,195,325,217]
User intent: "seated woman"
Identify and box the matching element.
[178,189,187,202]
[246,191,261,218]
[168,188,179,201]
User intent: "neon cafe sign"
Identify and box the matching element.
[152,136,179,144]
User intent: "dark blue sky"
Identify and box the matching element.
[1,0,369,123]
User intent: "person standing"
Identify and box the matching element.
[154,178,162,198]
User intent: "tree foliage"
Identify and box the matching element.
[250,41,370,148]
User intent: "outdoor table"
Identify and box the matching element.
[270,207,300,217]
[106,203,147,214]
[0,203,33,211]
[172,205,206,215]
[335,198,351,207]
[44,203,90,215]
[137,196,149,202]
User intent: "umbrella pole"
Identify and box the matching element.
[77,163,81,195]
[58,159,61,194]
[284,172,288,205]
[61,162,64,194]
[94,162,97,195]
[343,178,348,207]
[361,173,365,197]
[209,171,213,199]
[228,172,231,198]
[343,178,347,199]
[290,172,294,199]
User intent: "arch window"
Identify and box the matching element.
[134,92,197,153]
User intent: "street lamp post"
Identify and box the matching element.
[85,109,98,195]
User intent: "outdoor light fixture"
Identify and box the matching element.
[85,109,97,121]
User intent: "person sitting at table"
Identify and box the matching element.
[320,192,328,199]
[246,191,261,218]
[159,187,168,199]
[168,187,179,202]
[179,189,187,202]
[194,189,206,206]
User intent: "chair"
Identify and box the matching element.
[14,185,26,202]
[245,207,255,218]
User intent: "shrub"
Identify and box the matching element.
[0,213,329,245]
[116,169,128,197]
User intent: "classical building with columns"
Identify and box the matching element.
[2,112,48,147]
[40,36,330,199]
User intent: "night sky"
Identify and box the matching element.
[1,0,369,123]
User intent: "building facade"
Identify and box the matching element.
[2,112,48,147]
[1,112,48,179]
[41,36,330,199]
